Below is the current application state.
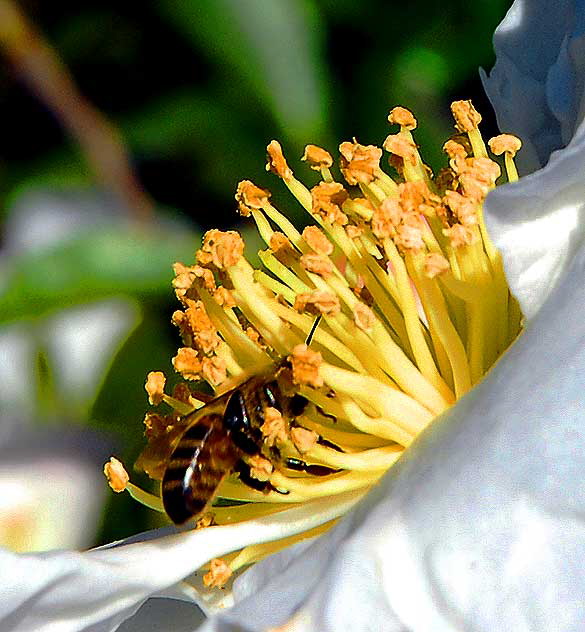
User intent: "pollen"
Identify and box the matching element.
[197,229,244,270]
[266,140,293,181]
[269,232,296,257]
[201,355,227,386]
[488,134,522,157]
[302,144,333,170]
[184,302,221,354]
[294,291,341,316]
[443,138,468,160]
[203,558,232,588]
[372,197,401,238]
[213,286,236,308]
[383,133,418,165]
[302,226,333,256]
[248,455,274,482]
[388,106,417,130]
[339,141,382,185]
[290,344,323,388]
[261,407,288,447]
[195,512,216,530]
[172,347,202,380]
[103,457,129,493]
[451,99,482,132]
[353,302,375,332]
[290,427,318,454]
[443,223,476,248]
[423,253,450,279]
[311,181,349,225]
[236,180,271,215]
[300,253,334,278]
[143,412,172,439]
[145,371,166,406]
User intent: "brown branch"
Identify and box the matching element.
[0,0,155,224]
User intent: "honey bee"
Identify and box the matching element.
[146,318,338,525]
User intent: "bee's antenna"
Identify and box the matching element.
[305,316,322,346]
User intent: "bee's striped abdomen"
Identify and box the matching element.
[162,414,240,525]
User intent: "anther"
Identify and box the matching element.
[302,144,333,170]
[145,371,166,406]
[450,100,482,133]
[266,140,293,181]
[488,134,522,157]
[104,457,129,493]
[388,106,417,130]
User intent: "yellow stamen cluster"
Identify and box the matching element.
[105,101,523,587]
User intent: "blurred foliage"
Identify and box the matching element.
[0,0,510,545]
[0,0,508,226]
[0,228,197,323]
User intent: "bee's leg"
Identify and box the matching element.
[317,436,343,451]
[234,460,270,491]
[289,393,309,417]
[315,405,337,424]
[283,457,340,476]
[234,459,289,494]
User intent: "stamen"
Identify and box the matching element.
[489,133,522,182]
[119,99,524,590]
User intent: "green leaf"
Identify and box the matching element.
[156,0,332,146]
[0,226,199,324]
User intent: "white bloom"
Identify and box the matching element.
[3,1,585,631]
[482,0,585,319]
[481,0,585,174]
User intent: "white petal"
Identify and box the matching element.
[199,244,585,630]
[116,598,205,632]
[0,490,361,631]
[481,0,585,173]
[483,115,585,319]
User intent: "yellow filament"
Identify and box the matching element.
[306,443,403,471]
[260,201,305,249]
[250,209,275,246]
[504,153,519,182]
[467,127,488,158]
[320,167,333,182]
[299,416,391,450]
[269,469,384,500]
[228,261,302,355]
[228,521,333,573]
[320,363,434,433]
[406,253,471,397]
[197,287,269,367]
[126,482,165,512]
[382,238,454,403]
[254,269,297,304]
[337,396,415,445]
[258,250,311,295]
[267,299,366,372]
[161,395,198,415]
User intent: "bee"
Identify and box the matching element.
[151,318,338,525]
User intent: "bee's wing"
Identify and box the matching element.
[162,414,242,525]
[134,417,192,481]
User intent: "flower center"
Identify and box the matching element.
[105,100,523,588]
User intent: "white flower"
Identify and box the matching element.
[4,1,585,630]
[482,0,585,319]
